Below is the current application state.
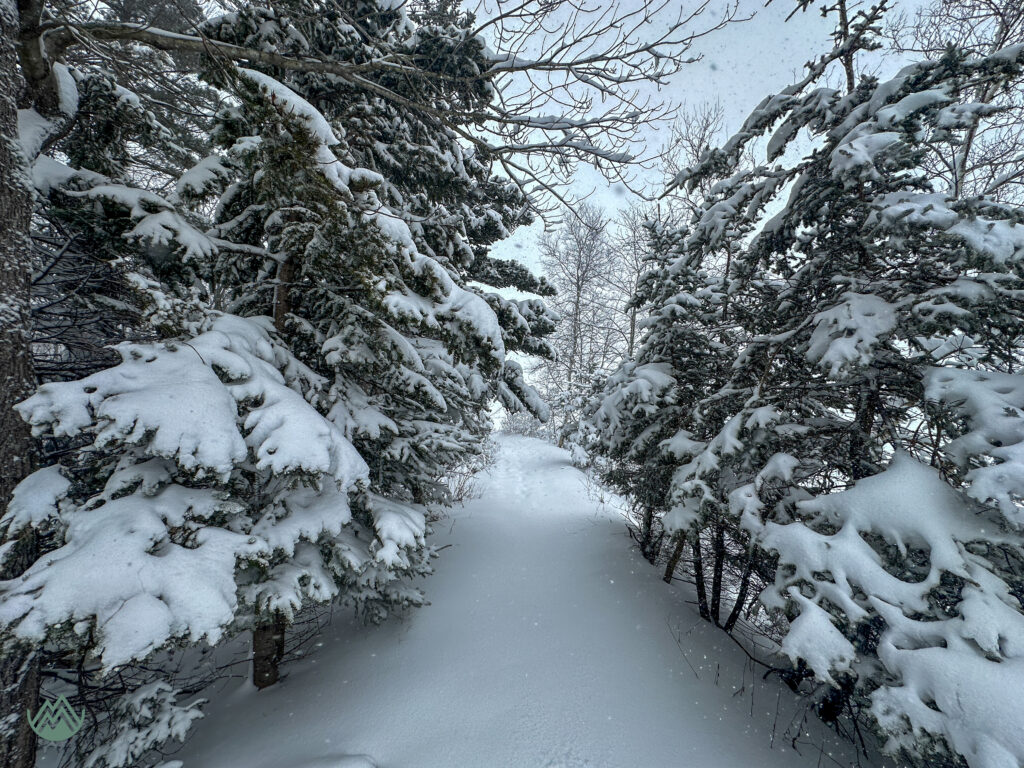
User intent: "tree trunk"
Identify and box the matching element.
[273,257,295,333]
[849,385,877,480]
[626,307,636,359]
[837,0,857,94]
[0,536,41,768]
[662,532,687,584]
[0,642,39,768]
[639,504,657,564]
[692,535,710,621]
[0,2,43,765]
[252,611,287,689]
[1,2,36,509]
[16,0,57,116]
[709,523,726,626]
[723,555,754,633]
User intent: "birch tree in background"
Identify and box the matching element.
[536,204,621,439]
[607,203,666,361]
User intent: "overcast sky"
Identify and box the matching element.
[488,0,927,273]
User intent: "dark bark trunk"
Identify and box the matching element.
[662,532,687,584]
[0,533,42,768]
[849,386,877,480]
[709,523,725,626]
[16,0,57,114]
[639,504,656,563]
[723,555,755,633]
[692,535,710,621]
[837,0,857,95]
[0,642,39,768]
[273,258,295,334]
[637,503,664,565]
[252,611,287,689]
[0,4,43,765]
[1,3,35,510]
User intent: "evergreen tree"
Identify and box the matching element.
[713,43,1024,766]
[188,5,559,673]
[3,0,557,761]
[587,13,1024,765]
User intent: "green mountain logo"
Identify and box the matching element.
[28,694,84,742]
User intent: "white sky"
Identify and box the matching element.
[489,0,927,275]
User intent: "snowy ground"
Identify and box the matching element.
[174,435,886,768]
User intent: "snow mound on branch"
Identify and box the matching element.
[18,337,246,479]
[239,68,340,146]
[380,245,507,361]
[3,315,369,669]
[760,454,1024,768]
[0,485,254,668]
[925,367,1024,525]
[65,184,219,261]
[239,68,384,194]
[807,293,898,377]
[780,593,856,685]
[3,465,70,534]
[17,315,367,484]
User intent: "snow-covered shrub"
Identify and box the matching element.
[752,453,1024,768]
[438,437,498,507]
[81,682,204,768]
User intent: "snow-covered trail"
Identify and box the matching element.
[179,435,871,768]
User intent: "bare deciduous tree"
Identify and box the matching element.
[661,101,727,208]
[538,204,621,430]
[888,0,1024,200]
[607,202,680,360]
[606,204,652,360]
[25,0,743,216]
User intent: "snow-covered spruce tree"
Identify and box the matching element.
[639,32,1024,768]
[577,218,725,568]
[188,4,558,677]
[5,25,554,725]
[5,5,559,760]
[577,103,754,603]
[4,312,371,764]
[1,4,229,760]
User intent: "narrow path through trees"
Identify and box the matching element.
[167,435,884,768]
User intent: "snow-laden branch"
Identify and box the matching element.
[31,0,741,215]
